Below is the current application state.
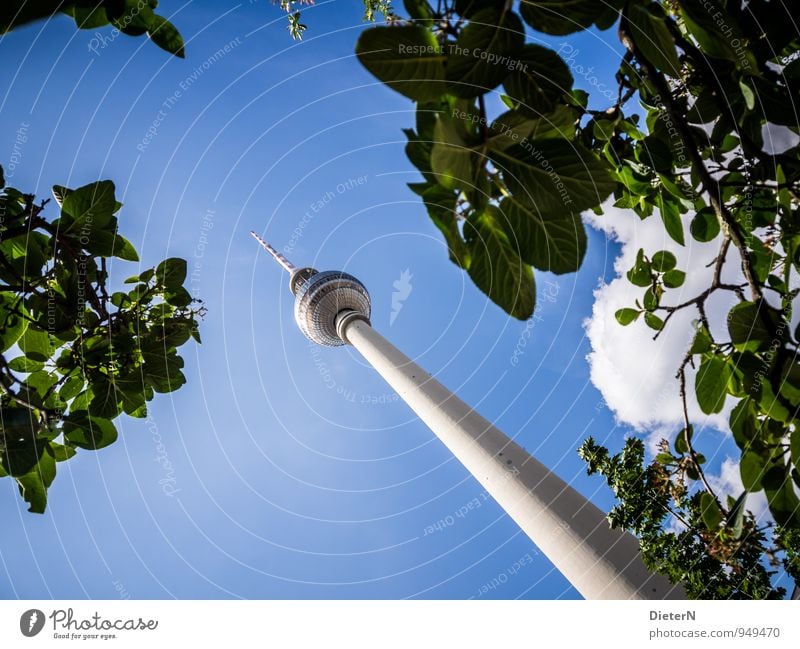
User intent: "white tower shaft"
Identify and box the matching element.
[338,315,685,600]
[254,235,686,599]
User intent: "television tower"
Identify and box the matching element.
[251,231,685,600]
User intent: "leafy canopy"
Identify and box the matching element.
[356,0,800,597]
[0,170,202,512]
[356,0,617,319]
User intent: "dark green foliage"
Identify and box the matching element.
[356,1,615,318]
[0,2,197,514]
[1,1,185,57]
[0,173,203,512]
[577,0,800,598]
[579,437,788,599]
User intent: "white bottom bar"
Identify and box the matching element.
[0,600,796,647]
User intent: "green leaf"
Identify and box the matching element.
[674,425,692,454]
[155,258,187,290]
[643,286,660,311]
[740,451,765,491]
[747,241,772,284]
[6,356,44,373]
[0,428,43,480]
[626,249,652,287]
[88,379,124,419]
[677,3,749,67]
[446,8,524,98]
[142,349,187,394]
[657,192,684,246]
[569,88,589,108]
[625,3,681,77]
[792,428,800,473]
[157,319,194,347]
[405,124,434,179]
[355,25,446,101]
[690,207,720,242]
[616,164,652,195]
[695,356,731,414]
[48,442,77,463]
[165,286,193,308]
[124,268,155,285]
[727,302,771,353]
[519,0,621,35]
[430,113,477,190]
[489,140,614,217]
[63,412,118,450]
[489,107,576,148]
[113,235,140,262]
[738,79,755,111]
[762,462,787,491]
[651,250,676,272]
[1,0,64,31]
[0,294,29,353]
[643,312,663,330]
[409,182,468,267]
[464,207,535,319]
[502,43,573,112]
[496,194,586,274]
[61,180,116,230]
[64,4,110,29]
[615,308,640,325]
[726,492,747,539]
[663,269,685,288]
[639,135,673,173]
[18,327,56,362]
[689,325,713,354]
[26,370,59,400]
[107,0,154,32]
[51,184,72,206]
[147,14,185,57]
[658,174,691,205]
[758,380,793,424]
[699,492,723,530]
[592,119,616,141]
[77,229,116,257]
[15,450,56,514]
[60,376,85,401]
[764,467,800,527]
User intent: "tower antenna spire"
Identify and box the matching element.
[250,231,296,273]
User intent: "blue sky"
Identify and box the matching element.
[0,1,677,599]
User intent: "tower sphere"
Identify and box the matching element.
[293,270,371,346]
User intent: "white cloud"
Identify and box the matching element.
[583,201,800,521]
[583,202,743,435]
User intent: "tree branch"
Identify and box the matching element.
[618,17,763,302]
